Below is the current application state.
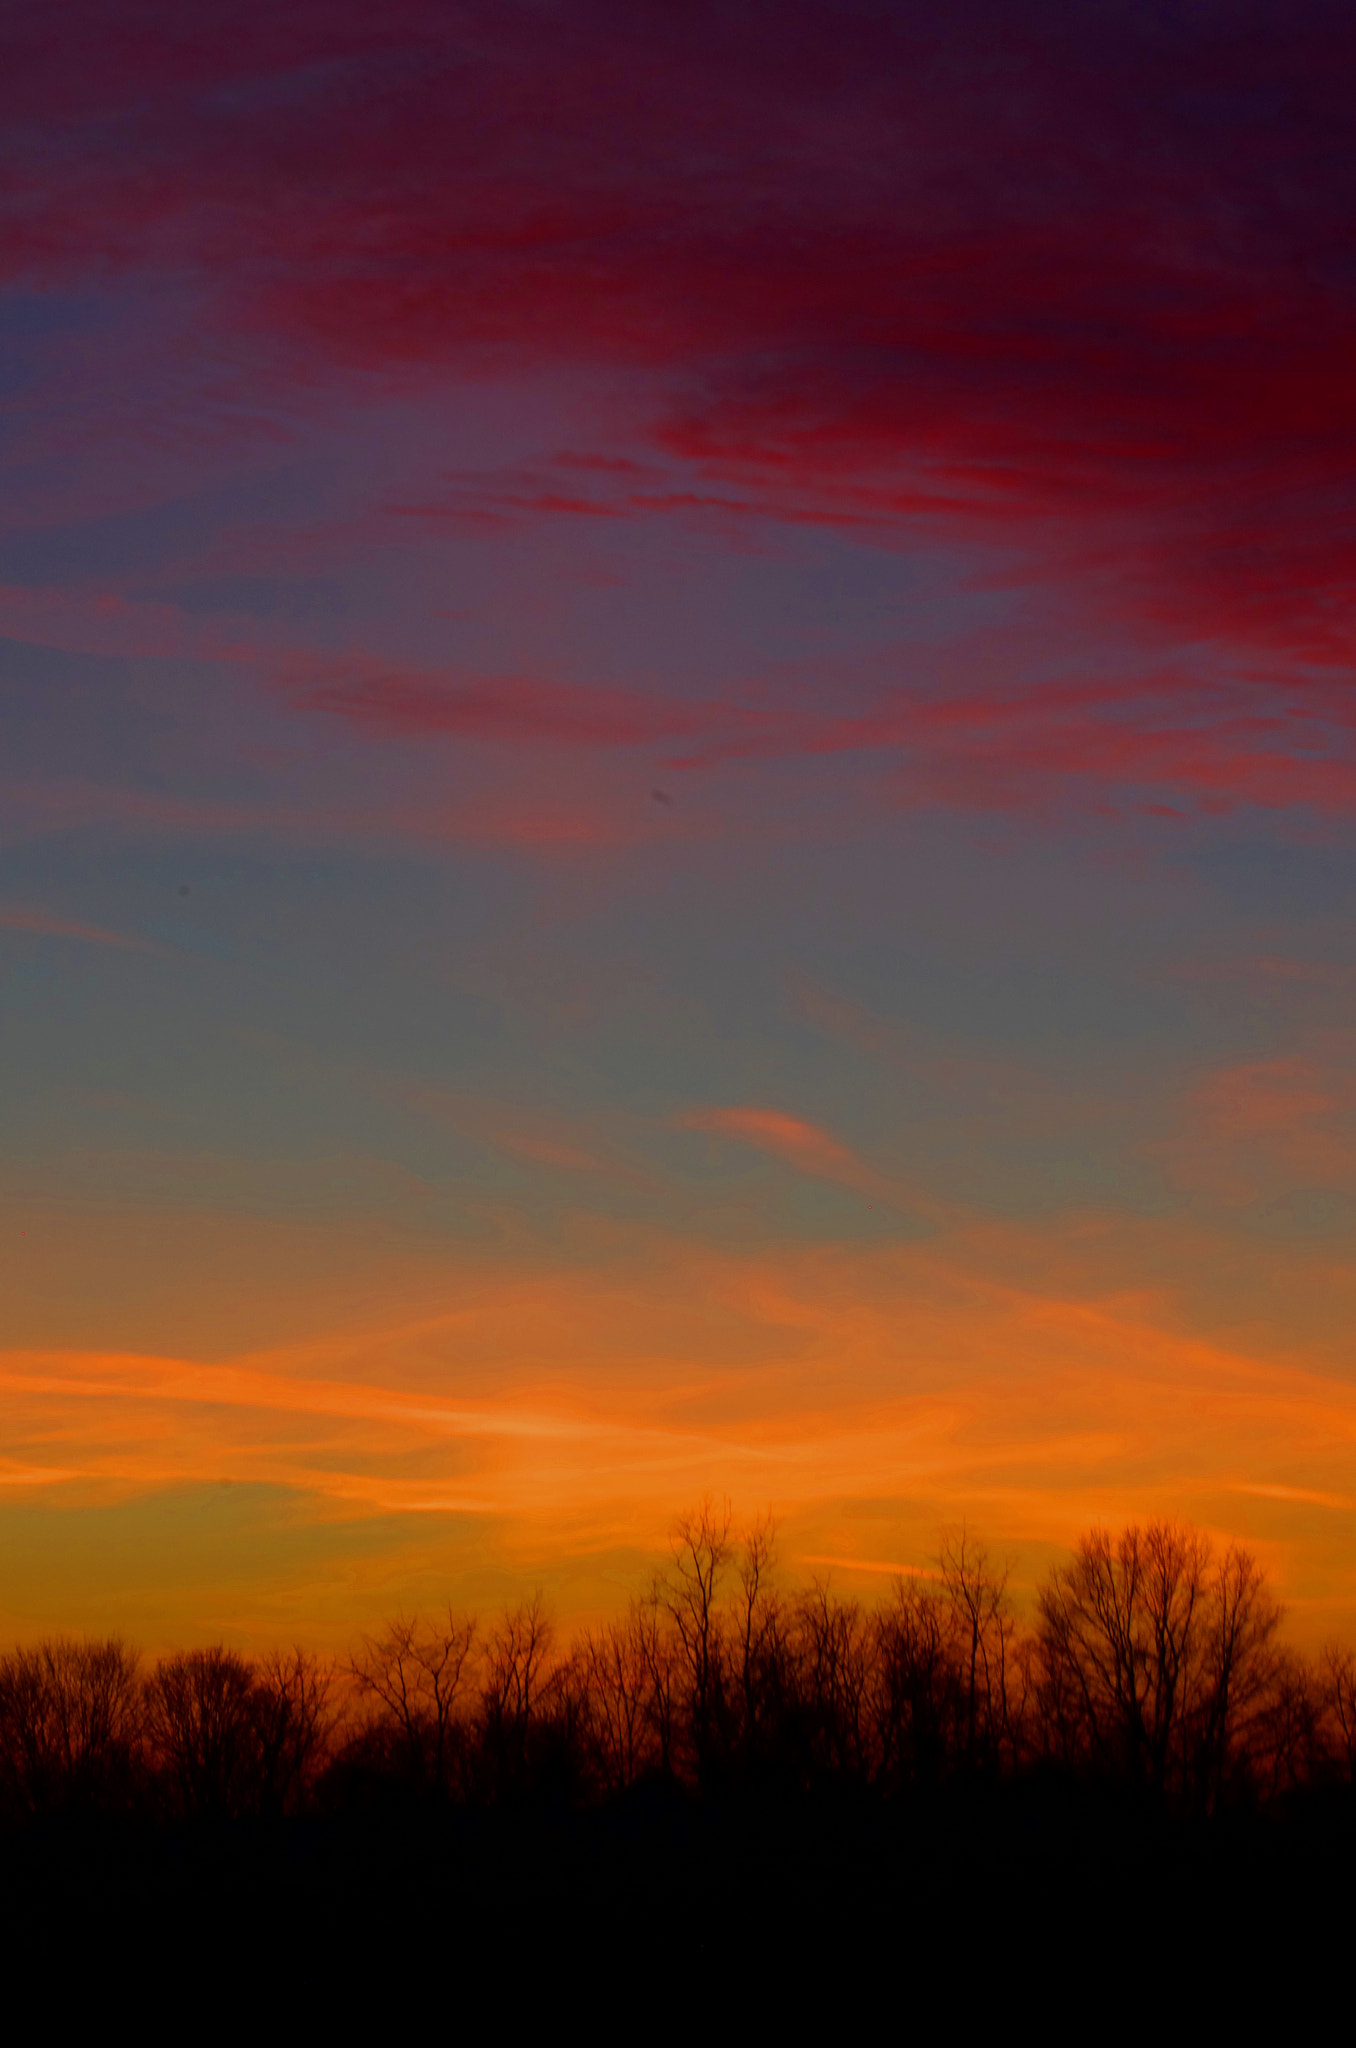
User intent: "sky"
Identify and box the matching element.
[4,0,1356,1650]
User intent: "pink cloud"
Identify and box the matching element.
[278,656,715,751]
[277,648,1356,823]
[0,906,153,951]
[675,1105,890,1201]
[1156,1042,1356,1201]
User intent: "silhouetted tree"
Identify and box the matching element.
[939,1529,1018,1771]
[1254,1648,1324,1799]
[869,1577,953,1791]
[1190,1543,1283,1808]
[0,1637,142,1814]
[480,1594,555,1796]
[146,1647,259,1818]
[658,1495,734,1782]
[250,1648,337,1816]
[1036,1521,1286,1808]
[1037,1523,1197,1794]
[348,1610,477,1793]
[632,1586,680,1779]
[579,1602,668,1795]
[793,1580,871,1782]
[3,1505,1347,1834]
[734,1514,783,1775]
[1319,1646,1356,1785]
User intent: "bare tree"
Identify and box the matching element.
[1036,1523,1204,1794]
[0,1638,142,1814]
[793,1580,871,1781]
[348,1610,477,1792]
[482,1594,554,1731]
[580,1603,666,1795]
[146,1646,259,1818]
[5,1505,1343,1830]
[869,1577,955,1789]
[632,1586,680,1779]
[1036,1521,1290,1806]
[480,1593,555,1791]
[734,1514,782,1770]
[659,1495,734,1777]
[939,1528,1015,1769]
[1256,1649,1322,1799]
[1191,1543,1283,1808]
[250,1648,337,1816]
[1319,1646,1356,1785]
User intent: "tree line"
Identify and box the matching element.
[3,1504,1354,1821]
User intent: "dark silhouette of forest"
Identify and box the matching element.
[4,1505,1353,1819]
[3,1506,1354,1993]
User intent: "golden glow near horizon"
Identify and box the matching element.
[5,1211,1354,1651]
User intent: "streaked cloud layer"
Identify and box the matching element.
[5,1231,1356,1645]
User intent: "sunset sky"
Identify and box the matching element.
[4,1,1356,1650]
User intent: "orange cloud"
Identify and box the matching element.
[5,1232,1356,1645]
[675,1104,894,1201]
[407,1088,626,1179]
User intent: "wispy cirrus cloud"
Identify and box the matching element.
[0,905,153,951]
[7,1242,1356,1638]
[674,1104,898,1207]
[1162,1044,1356,1202]
[284,654,1356,821]
[279,656,716,751]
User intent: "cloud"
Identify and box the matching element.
[279,657,715,751]
[0,905,153,951]
[5,1,1356,690]
[271,644,1356,821]
[7,1237,1356,1639]
[674,1104,894,1204]
[0,772,648,856]
[1164,1046,1356,1198]
[407,1087,635,1181]
[0,580,258,663]
[6,6,1356,824]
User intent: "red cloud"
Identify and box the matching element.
[8,3,1356,813]
[275,650,1356,820]
[280,659,714,750]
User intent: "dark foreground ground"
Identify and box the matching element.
[3,1781,1351,2013]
